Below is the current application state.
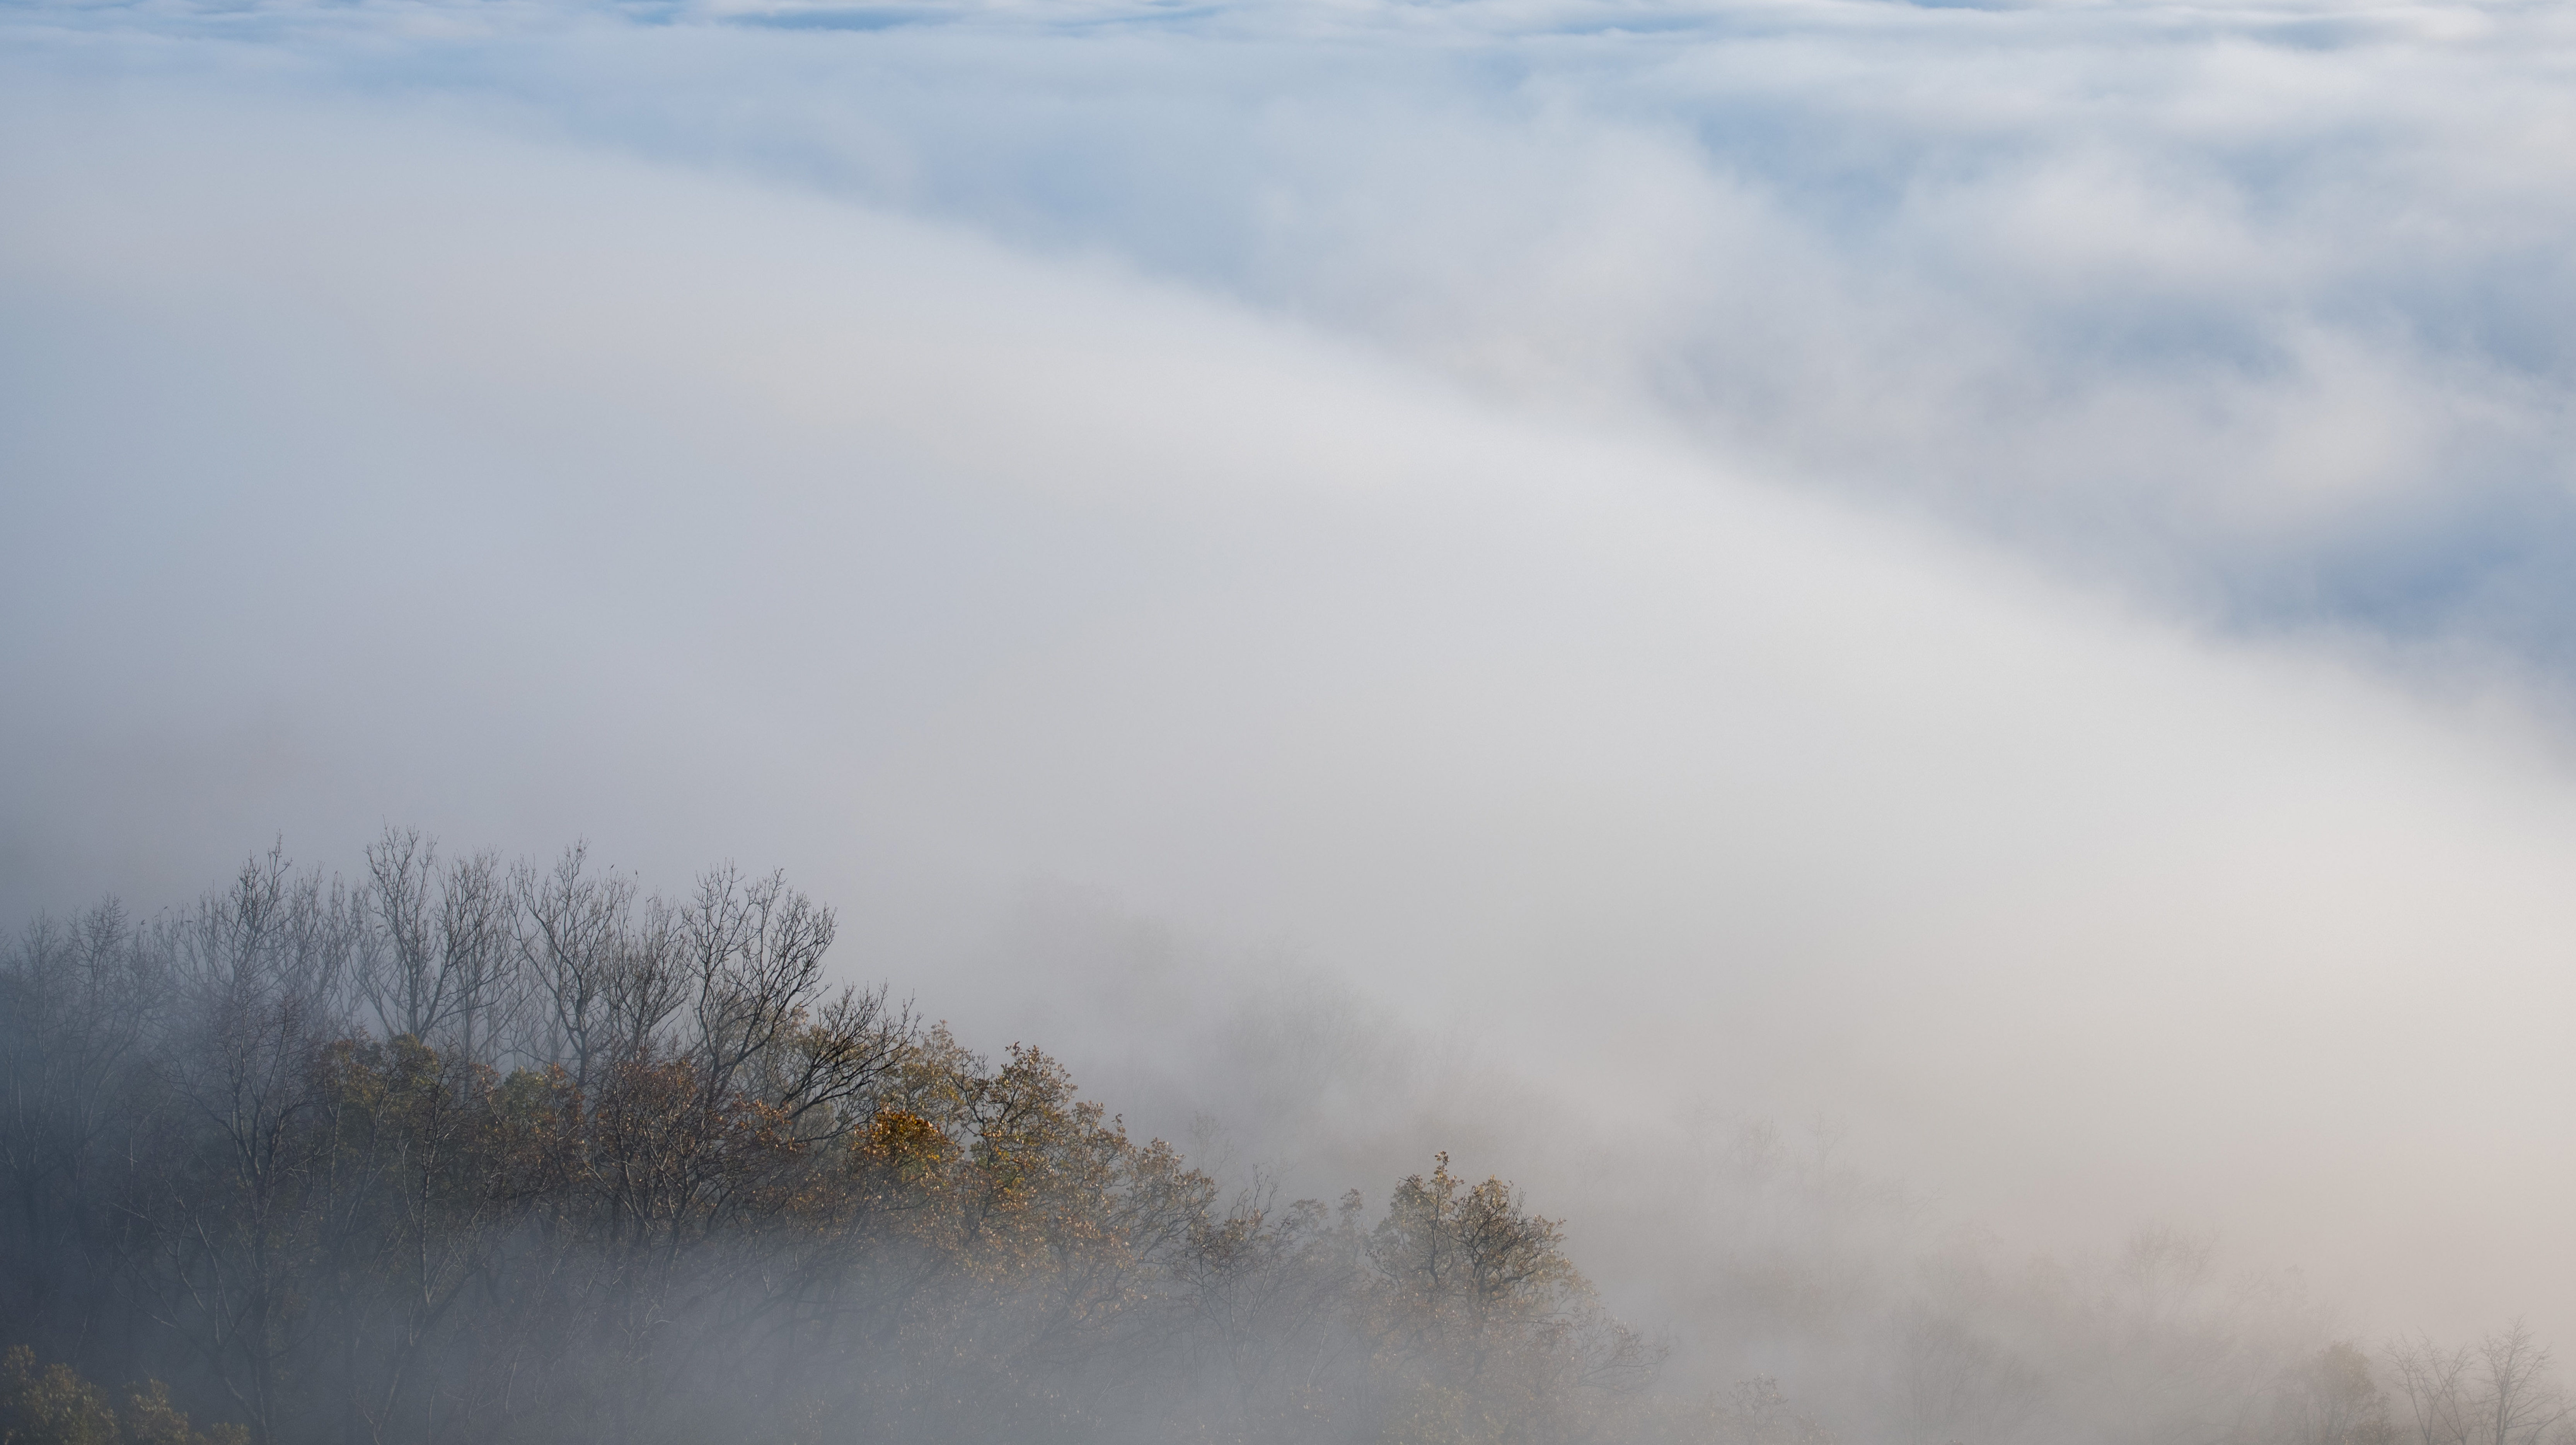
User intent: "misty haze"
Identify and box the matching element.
[6,0,2576,1439]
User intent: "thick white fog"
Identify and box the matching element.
[8,0,2576,1392]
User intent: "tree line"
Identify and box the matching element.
[0,834,1716,1445]
[3,833,2569,1445]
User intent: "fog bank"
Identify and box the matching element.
[12,62,2576,1363]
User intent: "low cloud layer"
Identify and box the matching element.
[17,0,2575,651]
[9,0,2576,1378]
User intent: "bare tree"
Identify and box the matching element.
[359,830,520,1069]
[2391,1336,2475,1445]
[2474,1322,2569,1445]
[2270,1341,2395,1445]
[603,893,689,1070]
[0,901,173,1353]
[155,846,364,1442]
[2390,1326,2573,1445]
[362,829,448,1045]
[515,843,634,1089]
[677,866,837,1111]
[1892,1306,2040,1445]
[2116,1223,2213,1333]
[433,849,517,1070]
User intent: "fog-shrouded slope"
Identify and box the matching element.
[8,47,2576,1409]
[0,835,2550,1442]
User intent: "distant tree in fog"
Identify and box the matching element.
[2388,1324,2572,1445]
[1891,1307,2038,1445]
[1,1344,244,1445]
[1361,1152,1659,1441]
[2267,1341,2395,1445]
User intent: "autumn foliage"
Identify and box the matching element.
[0,839,1676,1445]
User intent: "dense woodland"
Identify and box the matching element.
[0,835,2566,1445]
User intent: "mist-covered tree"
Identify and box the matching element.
[10,834,2571,1445]
[0,836,1688,1445]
